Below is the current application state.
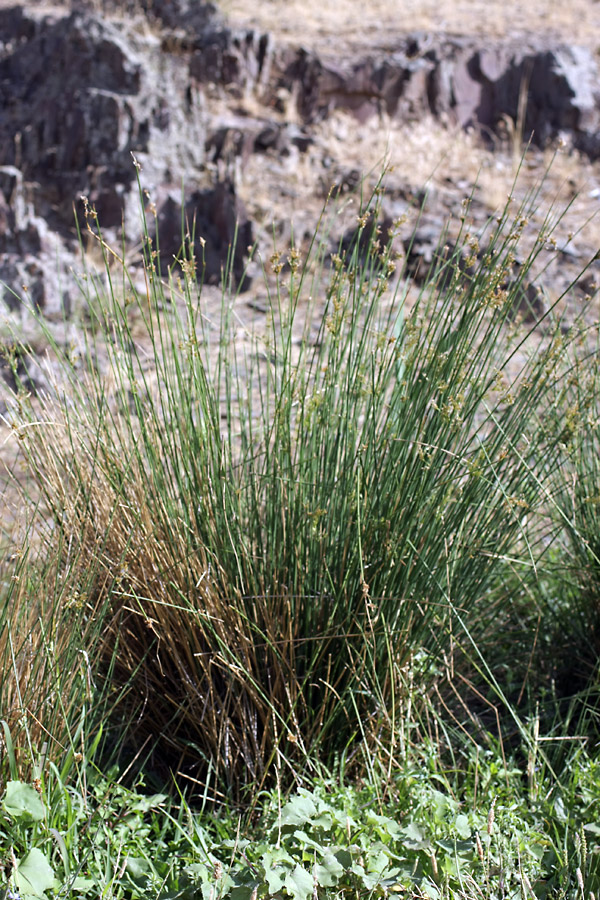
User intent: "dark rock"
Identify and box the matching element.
[0,10,146,230]
[508,281,548,323]
[208,117,313,166]
[0,340,41,400]
[136,0,220,32]
[0,163,77,317]
[189,28,274,92]
[0,4,36,44]
[575,273,599,296]
[254,123,283,152]
[206,124,253,167]
[156,180,253,286]
[330,168,362,196]
[403,225,463,288]
[286,124,313,152]
[271,35,600,155]
[460,43,600,143]
[0,252,76,318]
[268,38,436,122]
[0,4,267,308]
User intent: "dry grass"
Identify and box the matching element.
[0,542,102,772]
[239,111,599,214]
[237,111,600,323]
[13,0,600,49]
[221,0,600,51]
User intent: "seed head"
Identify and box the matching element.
[487,798,496,836]
[475,832,484,863]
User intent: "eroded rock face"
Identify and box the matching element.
[0,11,145,227]
[270,35,600,151]
[0,0,599,325]
[0,2,258,316]
[156,179,253,284]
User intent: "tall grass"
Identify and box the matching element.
[525,309,600,741]
[0,525,112,778]
[1,171,595,799]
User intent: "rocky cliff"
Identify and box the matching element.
[0,0,599,318]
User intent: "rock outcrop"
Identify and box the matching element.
[0,1,261,314]
[0,0,599,323]
[270,35,600,151]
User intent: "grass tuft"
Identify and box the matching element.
[0,167,597,804]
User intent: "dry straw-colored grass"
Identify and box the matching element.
[221,0,600,50]
[0,543,103,772]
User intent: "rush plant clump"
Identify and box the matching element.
[0,168,598,809]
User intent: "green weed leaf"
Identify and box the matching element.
[70,876,97,893]
[365,811,402,839]
[401,822,426,849]
[292,829,324,852]
[421,879,441,900]
[280,793,318,827]
[130,793,168,812]
[126,857,152,878]
[284,864,314,900]
[4,781,46,821]
[262,848,295,894]
[313,852,344,886]
[455,814,471,838]
[355,868,385,891]
[263,863,287,894]
[230,882,262,900]
[431,790,457,822]
[436,838,474,856]
[14,848,55,899]
[333,848,353,869]
[366,845,394,874]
